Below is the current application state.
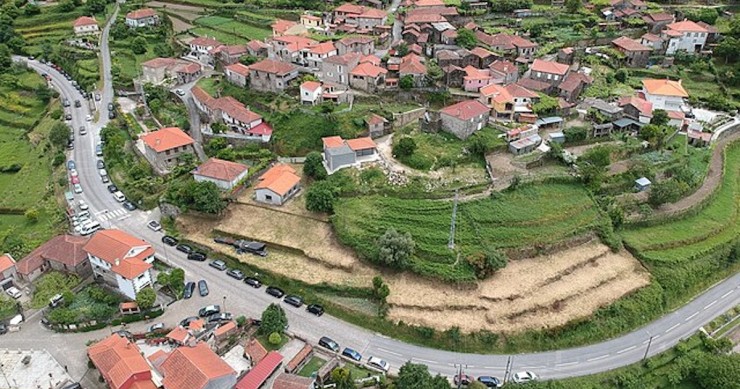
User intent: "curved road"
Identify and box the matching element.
[11,6,740,384]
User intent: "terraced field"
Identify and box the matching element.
[15,7,81,55]
[189,15,271,43]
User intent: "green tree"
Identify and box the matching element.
[400,74,414,90]
[49,122,71,149]
[85,0,107,14]
[259,303,287,335]
[132,37,148,55]
[396,42,409,57]
[24,3,40,15]
[395,362,450,389]
[239,55,259,66]
[377,228,415,268]
[648,179,687,206]
[715,37,740,63]
[468,381,488,389]
[268,332,282,345]
[236,315,247,327]
[639,124,667,149]
[614,68,629,83]
[565,0,581,13]
[456,28,477,49]
[305,180,337,213]
[532,93,559,115]
[24,208,39,222]
[153,43,173,57]
[693,354,740,389]
[58,0,75,12]
[135,287,156,310]
[35,85,53,104]
[331,367,355,389]
[0,44,12,72]
[650,109,669,127]
[393,137,416,157]
[303,151,327,180]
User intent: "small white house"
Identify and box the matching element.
[73,16,99,36]
[663,20,708,55]
[300,81,322,105]
[83,229,154,300]
[192,158,249,191]
[642,79,688,111]
[125,8,159,28]
[254,164,301,205]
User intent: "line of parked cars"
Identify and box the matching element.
[453,372,538,387]
[317,336,390,374]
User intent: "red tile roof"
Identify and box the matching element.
[322,136,344,149]
[696,21,719,34]
[308,41,336,55]
[249,58,297,75]
[612,36,652,52]
[286,345,312,372]
[324,52,362,65]
[247,40,270,51]
[476,32,537,50]
[126,8,157,20]
[359,8,387,19]
[225,63,251,77]
[414,0,445,6]
[272,373,315,389]
[215,96,262,124]
[558,72,594,93]
[480,83,513,104]
[667,110,685,120]
[531,59,569,75]
[190,36,221,47]
[346,137,376,151]
[193,158,248,182]
[17,235,90,275]
[74,16,98,27]
[470,46,495,58]
[641,33,662,42]
[140,127,194,153]
[160,342,236,389]
[255,164,301,196]
[0,254,15,274]
[273,35,318,52]
[335,3,365,14]
[247,122,273,136]
[667,20,708,33]
[244,339,268,364]
[489,60,517,74]
[88,334,154,389]
[213,321,236,338]
[464,65,491,81]
[642,79,688,97]
[366,113,387,125]
[272,19,297,34]
[644,12,673,22]
[515,78,550,92]
[141,57,178,69]
[350,62,387,78]
[83,229,153,268]
[301,81,322,92]
[440,100,490,120]
[399,54,426,75]
[235,351,283,389]
[619,95,653,116]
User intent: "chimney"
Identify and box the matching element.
[115,259,120,266]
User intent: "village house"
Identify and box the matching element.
[642,12,674,34]
[479,83,515,121]
[336,36,376,55]
[141,57,202,85]
[641,78,688,111]
[192,158,249,191]
[557,47,575,65]
[697,21,720,42]
[0,254,16,290]
[300,81,322,105]
[399,54,427,87]
[270,35,318,64]
[84,229,154,300]
[140,127,196,171]
[247,40,270,57]
[155,342,237,389]
[475,32,537,61]
[366,114,388,138]
[254,164,301,206]
[321,52,361,85]
[322,136,378,173]
[235,352,284,389]
[611,36,652,67]
[125,8,159,28]
[224,63,250,87]
[439,100,490,140]
[350,60,387,92]
[558,72,593,103]
[435,48,475,69]
[249,58,299,92]
[463,66,493,92]
[303,41,338,69]
[333,3,388,29]
[663,20,708,55]
[529,59,570,88]
[300,13,325,31]
[299,81,350,105]
[619,95,653,123]
[640,33,665,51]
[188,36,222,64]
[505,83,539,120]
[489,60,519,85]
[192,87,274,142]
[212,44,249,66]
[73,16,99,36]
[404,6,459,25]
[442,65,465,87]
[16,234,91,282]
[470,47,497,69]
[88,334,157,389]
[272,19,308,37]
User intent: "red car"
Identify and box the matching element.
[70,176,80,184]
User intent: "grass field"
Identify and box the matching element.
[15,4,81,55]
[333,183,607,281]
[194,15,271,40]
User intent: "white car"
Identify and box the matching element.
[175,89,185,96]
[98,168,107,177]
[85,115,92,122]
[73,183,83,194]
[147,220,162,232]
[512,371,538,384]
[69,169,79,178]
[367,356,389,373]
[78,200,89,211]
[6,286,22,299]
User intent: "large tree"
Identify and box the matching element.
[259,303,288,335]
[456,28,477,49]
[305,180,337,213]
[135,287,156,310]
[377,228,415,268]
[693,354,740,389]
[303,151,327,180]
[49,122,71,149]
[395,362,450,389]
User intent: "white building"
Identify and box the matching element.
[192,158,249,190]
[663,20,708,55]
[641,79,689,112]
[254,164,301,205]
[73,16,99,36]
[125,8,160,28]
[83,229,154,300]
[300,81,322,105]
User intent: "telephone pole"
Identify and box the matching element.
[448,189,459,249]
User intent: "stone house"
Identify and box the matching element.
[558,72,593,103]
[0,254,16,290]
[366,114,388,138]
[475,31,537,61]
[489,60,519,85]
[611,36,652,67]
[140,127,196,171]
[619,95,653,124]
[213,45,249,66]
[443,65,465,88]
[321,52,361,85]
[270,35,317,64]
[224,63,250,87]
[399,54,426,87]
[141,58,202,85]
[16,235,91,282]
[247,40,270,57]
[640,33,665,51]
[349,61,387,92]
[528,59,569,87]
[335,36,376,55]
[642,12,674,34]
[303,41,338,69]
[192,158,249,191]
[248,59,299,93]
[663,20,708,55]
[470,47,497,69]
[439,100,490,140]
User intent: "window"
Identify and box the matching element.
[536,72,542,77]
[265,194,273,201]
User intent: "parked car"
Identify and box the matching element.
[176,244,193,254]
[367,356,390,373]
[147,220,162,232]
[65,113,72,121]
[477,376,503,388]
[79,126,86,135]
[74,100,81,108]
[98,168,107,177]
[107,184,118,193]
[207,312,232,323]
[198,304,220,317]
[73,184,82,194]
[112,191,125,202]
[283,295,303,307]
[70,176,80,185]
[226,269,244,280]
[67,160,76,170]
[342,348,362,362]
[180,316,198,327]
[162,235,178,246]
[183,282,195,299]
[244,277,262,288]
[85,115,92,122]
[147,323,165,333]
[63,98,70,107]
[122,201,136,211]
[306,304,324,317]
[78,200,88,211]
[318,336,340,352]
[188,252,206,261]
[512,372,538,384]
[108,111,116,119]
[101,175,109,183]
[198,280,209,296]
[107,103,114,111]
[0,323,7,335]
[175,89,185,96]
[69,169,78,178]
[94,93,101,101]
[265,286,284,298]
[454,374,473,386]
[236,241,267,257]
[95,144,103,156]
[209,260,227,271]
[67,140,74,149]
[97,160,105,169]
[6,286,22,299]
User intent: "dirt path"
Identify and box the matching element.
[650,124,740,218]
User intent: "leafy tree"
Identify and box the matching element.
[489,0,532,13]
[268,332,282,345]
[167,181,226,214]
[132,37,148,55]
[395,362,450,389]
[393,137,416,157]
[456,28,477,49]
[684,8,719,25]
[236,315,247,327]
[153,43,174,57]
[24,3,40,15]
[49,122,71,149]
[330,367,355,389]
[85,0,107,14]
[639,124,667,149]
[303,151,327,180]
[372,276,390,301]
[305,180,337,213]
[648,179,687,206]
[377,228,415,268]
[564,126,588,143]
[58,0,75,12]
[578,146,611,190]
[650,109,669,127]
[532,93,559,115]
[715,37,739,63]
[693,354,740,389]
[396,42,409,57]
[239,55,259,66]
[565,0,581,14]
[426,59,443,81]
[135,287,156,309]
[399,74,414,90]
[614,68,629,83]
[24,208,39,222]
[729,14,740,38]
[259,303,287,335]
[0,44,11,72]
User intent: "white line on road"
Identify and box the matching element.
[616,345,637,354]
[483,366,499,370]
[721,290,733,299]
[587,355,610,362]
[555,361,579,367]
[376,347,402,357]
[665,323,680,333]
[414,358,437,364]
[704,300,718,310]
[685,312,700,321]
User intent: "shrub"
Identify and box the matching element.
[377,228,415,269]
[305,180,337,213]
[303,151,327,180]
[135,287,156,310]
[393,137,417,158]
[268,332,282,345]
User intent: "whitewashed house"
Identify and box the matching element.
[83,230,154,300]
[192,158,249,190]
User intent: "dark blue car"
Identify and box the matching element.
[341,347,362,362]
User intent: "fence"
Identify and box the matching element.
[392,107,426,130]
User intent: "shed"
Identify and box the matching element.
[635,177,651,192]
[509,134,542,155]
[548,132,565,143]
[119,302,141,315]
[613,118,644,133]
[535,116,563,130]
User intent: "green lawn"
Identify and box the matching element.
[394,126,505,171]
[297,356,326,378]
[30,272,81,309]
[255,333,289,351]
[194,15,271,41]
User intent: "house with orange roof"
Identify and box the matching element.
[322,136,379,173]
[475,31,537,61]
[439,100,490,140]
[248,58,299,92]
[321,52,362,85]
[141,57,202,85]
[300,81,323,105]
[479,83,515,121]
[140,127,195,171]
[663,20,708,55]
[0,253,16,290]
[125,8,159,28]
[191,87,273,142]
[16,234,91,282]
[213,321,237,341]
[272,19,308,37]
[157,342,237,389]
[529,59,570,87]
[212,44,249,66]
[366,113,388,138]
[399,54,427,87]
[255,164,302,205]
[463,65,493,92]
[243,339,268,367]
[333,3,387,29]
[73,16,99,36]
[192,158,249,190]
[641,79,688,111]
[300,13,325,31]
[270,35,318,63]
[303,41,338,69]
[642,12,674,34]
[88,334,157,389]
[489,59,519,85]
[188,36,222,65]
[165,326,192,346]
[349,61,387,92]
[84,229,155,299]
[619,95,653,123]
[246,40,270,57]
[336,36,376,56]
[224,63,250,87]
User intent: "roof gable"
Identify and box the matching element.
[193,158,249,182]
[440,100,489,120]
[160,342,236,389]
[140,127,195,152]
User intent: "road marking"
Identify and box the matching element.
[587,355,609,362]
[483,366,499,370]
[376,347,402,357]
[665,323,680,333]
[704,300,718,310]
[555,361,578,367]
[117,214,131,221]
[414,358,436,364]
[616,345,636,354]
[721,290,733,299]
[685,312,700,321]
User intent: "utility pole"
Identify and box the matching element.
[0,363,13,389]
[643,336,655,361]
[448,189,459,249]
[504,356,513,384]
